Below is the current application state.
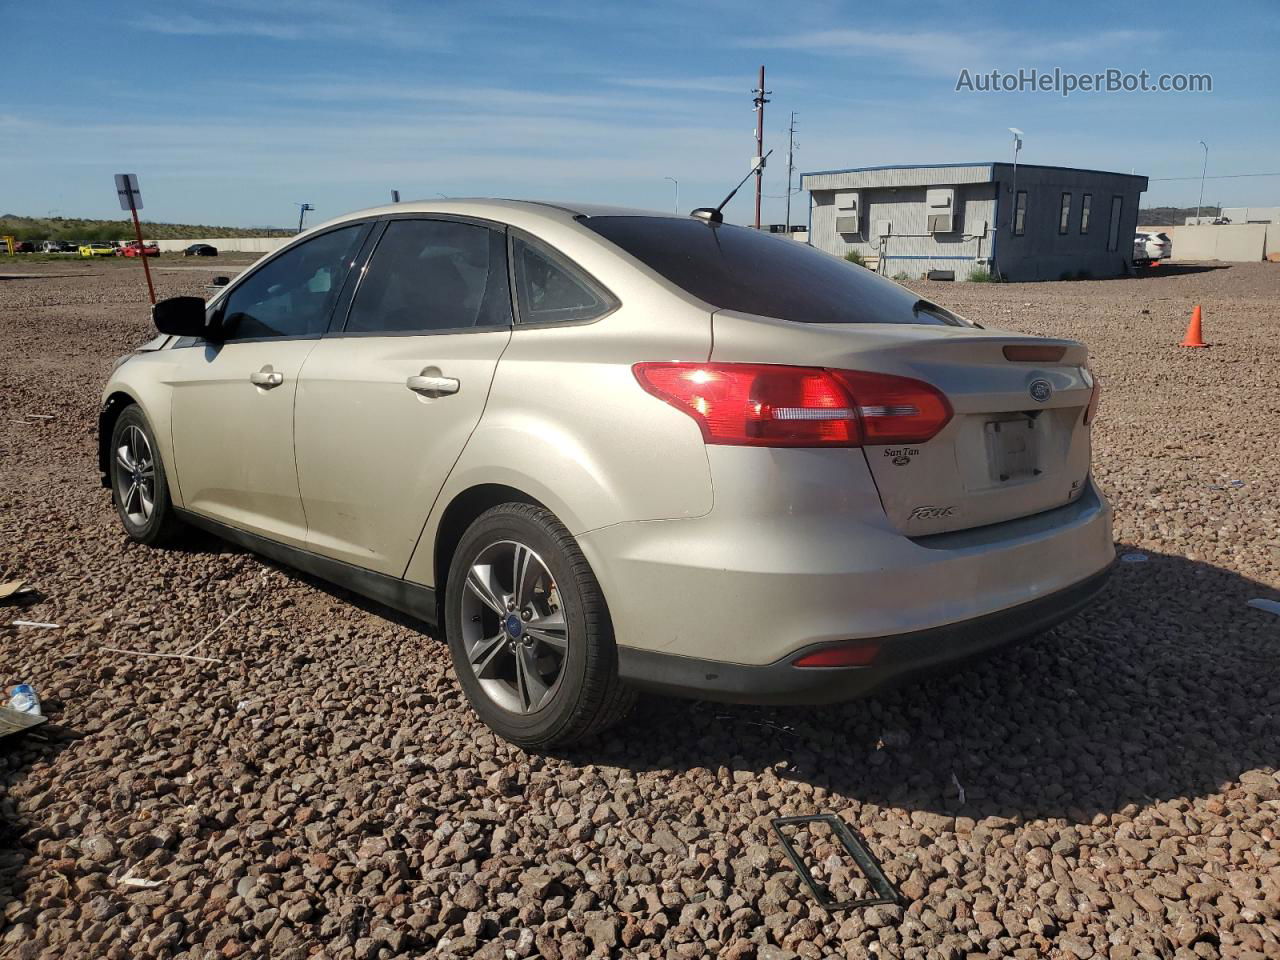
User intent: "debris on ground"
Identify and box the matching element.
[10,619,59,628]
[771,814,902,911]
[1246,598,1280,617]
[0,579,29,600]
[1120,552,1149,563]
[8,683,41,715]
[0,706,47,738]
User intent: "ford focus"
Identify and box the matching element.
[99,199,1113,747]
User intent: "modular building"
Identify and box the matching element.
[801,162,1148,281]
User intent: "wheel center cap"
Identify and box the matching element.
[504,613,524,638]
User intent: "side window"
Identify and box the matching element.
[345,219,512,334]
[1013,191,1027,236]
[1058,193,1071,234]
[512,237,614,324]
[1106,195,1124,252]
[220,225,364,340]
[1079,194,1092,234]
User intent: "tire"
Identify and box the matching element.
[109,405,186,546]
[444,503,635,749]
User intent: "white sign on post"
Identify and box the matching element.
[115,173,143,211]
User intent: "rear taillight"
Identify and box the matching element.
[1084,372,1101,425]
[632,362,951,448]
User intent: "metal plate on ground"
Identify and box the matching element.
[770,813,902,911]
[0,707,47,738]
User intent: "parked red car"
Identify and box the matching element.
[120,242,160,257]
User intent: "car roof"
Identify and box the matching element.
[307,198,682,234]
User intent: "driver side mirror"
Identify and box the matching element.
[153,296,215,339]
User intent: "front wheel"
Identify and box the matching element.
[444,503,634,749]
[110,406,186,546]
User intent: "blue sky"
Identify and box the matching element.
[3,0,1275,227]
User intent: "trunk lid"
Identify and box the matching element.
[710,310,1095,536]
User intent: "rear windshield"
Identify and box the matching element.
[580,215,968,326]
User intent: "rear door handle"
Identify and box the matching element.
[406,374,460,397]
[249,366,284,389]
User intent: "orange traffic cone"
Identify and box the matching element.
[1180,305,1208,348]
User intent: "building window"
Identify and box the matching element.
[1106,195,1123,252]
[1059,193,1072,234]
[1080,194,1092,234]
[1013,191,1027,236]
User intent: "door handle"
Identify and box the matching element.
[249,366,284,389]
[406,374,460,397]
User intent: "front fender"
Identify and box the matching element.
[100,351,184,507]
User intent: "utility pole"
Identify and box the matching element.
[1196,140,1209,224]
[752,65,770,229]
[784,111,798,233]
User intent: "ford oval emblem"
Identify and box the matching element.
[1029,378,1053,403]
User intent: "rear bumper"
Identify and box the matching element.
[617,563,1112,704]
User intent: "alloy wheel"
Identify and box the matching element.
[460,540,569,714]
[114,425,156,525]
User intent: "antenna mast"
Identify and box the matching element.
[752,65,770,229]
[784,111,798,233]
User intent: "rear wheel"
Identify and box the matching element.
[444,503,634,749]
[110,406,185,546]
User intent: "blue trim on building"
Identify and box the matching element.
[883,255,977,261]
[800,161,1145,182]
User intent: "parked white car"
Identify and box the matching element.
[1134,231,1172,265]
[99,199,1113,747]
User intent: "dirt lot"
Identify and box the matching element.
[1,259,1277,960]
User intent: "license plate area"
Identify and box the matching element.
[984,415,1040,483]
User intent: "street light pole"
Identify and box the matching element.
[664,177,679,215]
[1008,128,1023,232]
[1196,141,1209,223]
[296,203,314,234]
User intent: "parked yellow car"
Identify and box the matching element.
[79,243,115,258]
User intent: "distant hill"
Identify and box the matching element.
[0,214,290,243]
[1138,205,1221,226]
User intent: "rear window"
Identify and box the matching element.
[580,216,967,326]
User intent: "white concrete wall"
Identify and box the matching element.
[153,237,292,254]
[1171,224,1269,262]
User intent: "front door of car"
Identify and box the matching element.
[293,217,513,575]
[168,223,369,546]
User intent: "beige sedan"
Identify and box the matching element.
[99,199,1113,747]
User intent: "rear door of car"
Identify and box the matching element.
[168,222,369,546]
[292,215,514,575]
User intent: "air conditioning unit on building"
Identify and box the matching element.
[873,219,892,239]
[926,188,955,234]
[834,191,861,235]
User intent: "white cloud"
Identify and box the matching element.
[742,27,1163,75]
[131,1,449,49]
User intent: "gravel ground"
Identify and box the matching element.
[1,259,1278,960]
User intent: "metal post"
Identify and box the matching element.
[128,201,156,305]
[664,177,679,215]
[784,111,797,233]
[752,65,769,229]
[1196,141,1208,223]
